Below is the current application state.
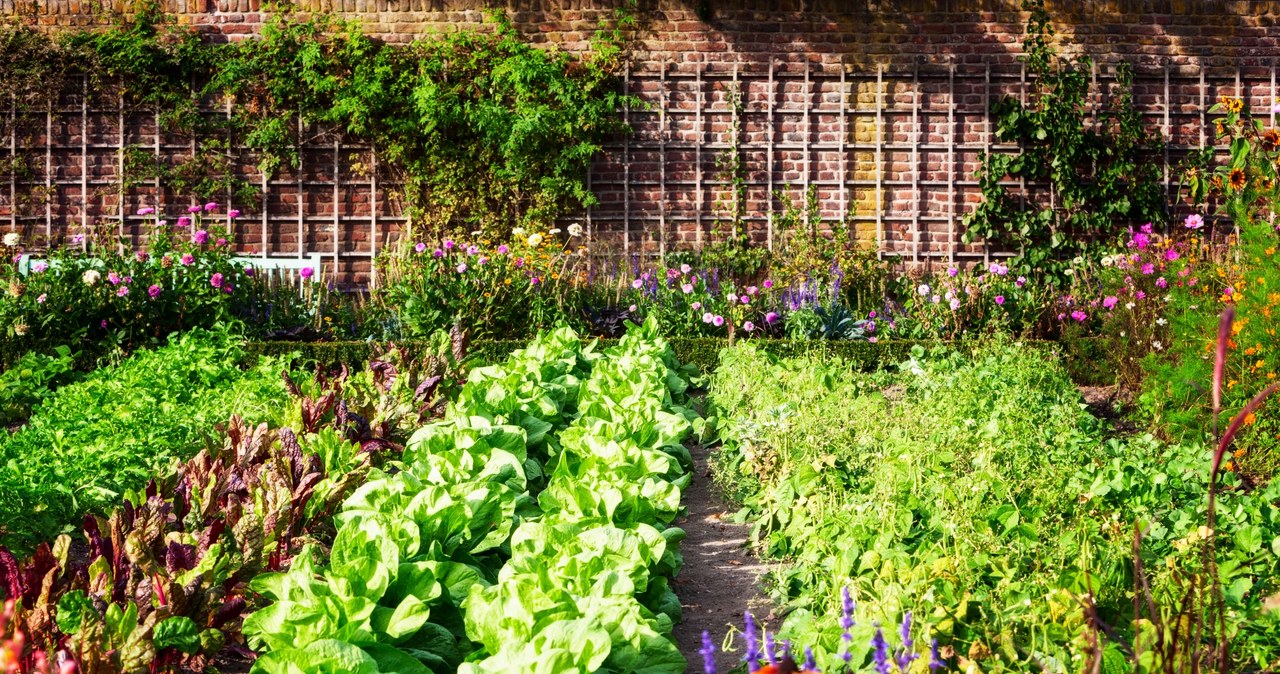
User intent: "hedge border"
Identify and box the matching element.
[242,336,1115,387]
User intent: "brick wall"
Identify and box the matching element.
[2,0,1279,280]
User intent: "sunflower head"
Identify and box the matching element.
[1264,128,1280,151]
[1229,167,1248,191]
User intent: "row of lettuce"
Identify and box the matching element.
[0,320,700,674]
[242,319,700,673]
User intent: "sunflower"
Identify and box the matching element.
[1227,97,1244,114]
[1211,174,1225,193]
[1229,167,1248,191]
[1264,128,1280,151]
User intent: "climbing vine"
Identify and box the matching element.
[0,2,638,237]
[962,0,1165,275]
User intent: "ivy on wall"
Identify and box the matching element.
[0,2,638,238]
[961,0,1166,276]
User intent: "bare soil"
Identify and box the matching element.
[671,443,776,672]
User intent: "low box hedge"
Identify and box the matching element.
[241,335,1115,387]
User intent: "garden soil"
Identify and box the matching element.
[671,443,776,672]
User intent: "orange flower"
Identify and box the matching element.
[1229,167,1248,191]
[1245,412,1258,425]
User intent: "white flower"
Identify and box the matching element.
[548,228,562,235]
[1125,302,1135,310]
[1101,255,1115,267]
[82,269,101,286]
[567,223,584,238]
[1156,318,1167,326]
[512,227,527,236]
[917,283,930,296]
[527,233,544,247]
[469,230,483,237]
[1064,268,1076,276]
[3,232,19,247]
[1152,341,1164,351]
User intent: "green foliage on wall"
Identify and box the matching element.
[0,2,637,237]
[962,0,1166,275]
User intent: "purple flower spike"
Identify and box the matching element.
[700,631,717,674]
[872,627,891,674]
[929,638,945,671]
[743,612,761,671]
[803,646,817,672]
[896,612,919,672]
[764,631,777,664]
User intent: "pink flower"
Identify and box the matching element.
[628,304,638,313]
[193,230,210,245]
[36,293,46,303]
[1015,276,1026,287]
[245,267,254,277]
[868,336,878,343]
[682,283,694,294]
[702,312,713,324]
[692,301,702,310]
[210,273,224,288]
[466,245,479,255]
[433,249,443,258]
[515,257,525,267]
[136,251,148,263]
[204,202,219,212]
[497,245,509,254]
[216,238,227,247]
[478,256,489,266]
[631,279,643,289]
[765,311,778,323]
[1141,263,1154,275]
[1141,222,1154,234]
[148,284,162,298]
[116,286,129,297]
[1131,232,1150,249]
[948,267,959,277]
[32,261,48,273]
[949,298,961,310]
[1156,276,1168,289]
[108,272,122,285]
[136,207,155,215]
[868,310,877,318]
[228,209,241,218]
[763,279,774,289]
[443,240,455,250]
[740,295,750,304]
[747,285,759,296]
[300,267,315,279]
[712,315,725,327]
[1136,291,1146,300]
[223,284,234,294]
[743,321,755,332]
[995,295,1005,305]
[180,254,195,266]
[530,276,541,285]
[680,264,692,274]
[176,216,191,227]
[1164,249,1180,261]
[1071,310,1088,322]
[1184,213,1204,230]
[456,263,467,273]
[187,205,202,214]
[415,242,427,253]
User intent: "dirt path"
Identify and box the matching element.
[671,443,775,672]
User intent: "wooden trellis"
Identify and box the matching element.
[0,61,1270,281]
